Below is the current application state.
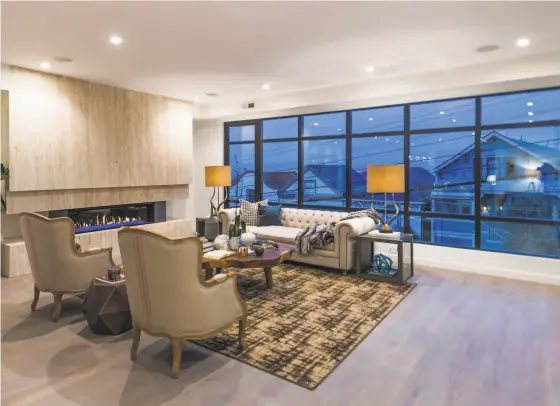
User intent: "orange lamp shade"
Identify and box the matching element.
[205,166,232,187]
[367,165,405,193]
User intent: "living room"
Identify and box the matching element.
[1,2,560,406]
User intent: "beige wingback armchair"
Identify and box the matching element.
[20,212,115,322]
[118,228,248,379]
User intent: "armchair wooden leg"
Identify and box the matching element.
[31,285,40,312]
[170,338,182,379]
[130,326,141,361]
[238,318,247,350]
[51,293,62,322]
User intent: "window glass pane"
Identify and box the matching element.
[303,138,346,206]
[351,135,404,210]
[410,131,475,213]
[351,106,404,134]
[229,143,255,201]
[482,221,560,258]
[411,99,475,130]
[262,142,298,203]
[228,125,255,142]
[482,89,560,125]
[480,127,560,220]
[263,117,298,139]
[410,216,475,248]
[303,112,346,137]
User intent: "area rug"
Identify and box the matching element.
[195,263,414,390]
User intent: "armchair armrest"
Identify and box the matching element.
[204,271,237,286]
[200,273,247,325]
[217,209,237,235]
[77,247,116,281]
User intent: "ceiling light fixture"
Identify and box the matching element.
[364,65,375,73]
[39,61,51,70]
[261,83,270,91]
[516,37,530,47]
[109,35,123,46]
[527,101,534,106]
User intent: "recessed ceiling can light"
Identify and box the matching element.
[364,65,375,73]
[527,101,534,106]
[516,37,530,47]
[528,111,534,116]
[39,61,51,69]
[261,83,270,91]
[109,35,123,46]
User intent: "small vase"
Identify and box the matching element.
[230,238,240,250]
[240,232,256,247]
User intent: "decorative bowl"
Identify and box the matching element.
[252,245,265,256]
[240,232,256,246]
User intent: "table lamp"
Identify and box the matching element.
[367,164,404,233]
[204,166,231,241]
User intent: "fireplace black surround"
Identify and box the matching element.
[49,202,166,234]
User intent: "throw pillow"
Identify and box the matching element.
[240,199,268,226]
[259,205,282,226]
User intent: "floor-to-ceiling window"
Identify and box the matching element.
[224,87,560,258]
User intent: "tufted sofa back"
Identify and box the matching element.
[280,208,346,229]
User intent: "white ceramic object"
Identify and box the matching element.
[213,235,229,250]
[240,232,256,246]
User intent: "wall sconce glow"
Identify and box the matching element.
[527,101,534,106]
[39,61,51,70]
[109,35,123,46]
[516,37,530,47]
[261,83,270,91]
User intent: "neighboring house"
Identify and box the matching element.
[263,171,298,202]
[419,130,560,252]
[229,170,256,202]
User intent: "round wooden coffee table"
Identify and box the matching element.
[202,245,293,289]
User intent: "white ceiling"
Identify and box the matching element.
[3,1,560,106]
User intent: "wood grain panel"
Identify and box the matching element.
[6,66,192,192]
[6,185,188,214]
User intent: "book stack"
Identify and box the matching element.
[199,237,214,253]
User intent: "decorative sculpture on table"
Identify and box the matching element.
[204,166,232,241]
[372,254,396,276]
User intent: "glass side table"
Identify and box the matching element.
[355,233,414,284]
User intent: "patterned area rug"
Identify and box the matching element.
[195,263,414,390]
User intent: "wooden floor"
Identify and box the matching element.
[2,267,560,406]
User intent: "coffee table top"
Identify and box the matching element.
[202,245,293,269]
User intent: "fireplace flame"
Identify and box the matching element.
[75,214,142,229]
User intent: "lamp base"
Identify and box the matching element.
[204,216,220,242]
[379,223,393,233]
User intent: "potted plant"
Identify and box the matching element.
[227,209,246,250]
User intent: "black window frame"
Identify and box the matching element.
[224,86,560,259]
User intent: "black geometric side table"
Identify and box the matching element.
[83,278,132,335]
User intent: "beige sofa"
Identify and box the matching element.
[218,208,377,273]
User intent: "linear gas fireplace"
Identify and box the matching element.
[49,202,166,234]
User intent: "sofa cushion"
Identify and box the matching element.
[240,199,268,226]
[251,226,301,245]
[280,208,345,229]
[259,205,282,226]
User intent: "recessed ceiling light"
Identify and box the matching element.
[109,35,123,46]
[528,111,534,116]
[39,61,51,70]
[261,83,270,91]
[364,65,375,73]
[527,101,534,106]
[440,111,445,115]
[516,37,530,47]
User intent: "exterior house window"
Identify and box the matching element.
[487,157,498,178]
[303,180,317,194]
